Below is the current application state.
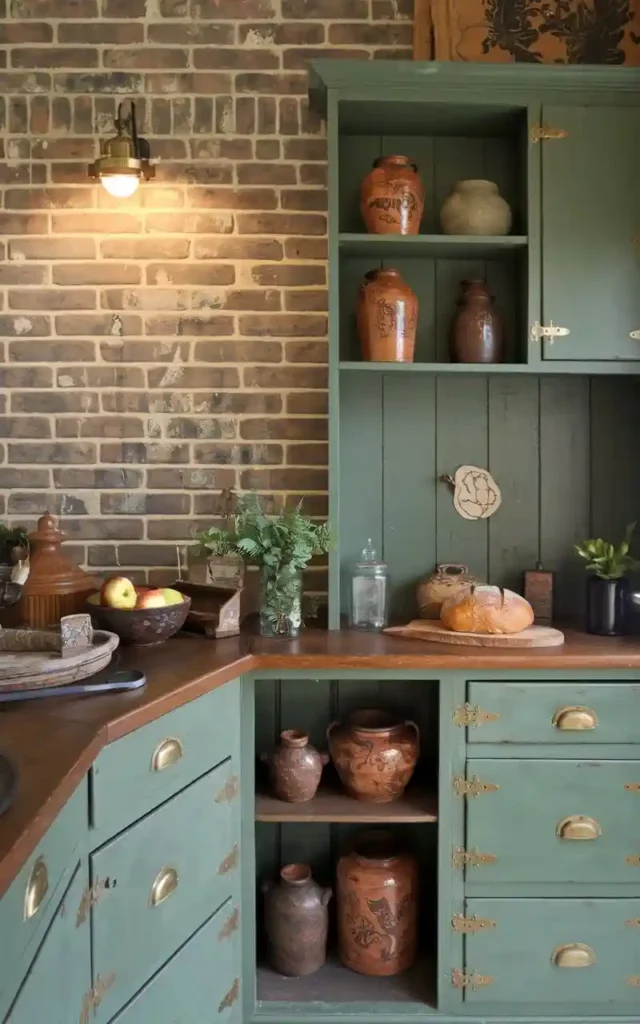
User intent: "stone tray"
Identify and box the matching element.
[0,629,119,690]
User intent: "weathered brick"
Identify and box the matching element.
[53,264,141,286]
[151,24,234,45]
[13,0,97,13]
[0,22,53,42]
[9,442,95,464]
[0,71,50,92]
[329,21,412,43]
[55,467,142,488]
[0,315,51,337]
[63,518,143,540]
[159,0,188,11]
[237,162,296,185]
[8,492,87,514]
[100,340,189,363]
[193,0,276,16]
[0,213,48,235]
[255,139,280,160]
[65,417,145,439]
[10,340,96,363]
[300,163,327,186]
[54,72,143,94]
[194,238,283,260]
[244,366,328,389]
[145,72,231,94]
[104,48,189,69]
[100,442,190,463]
[194,443,282,465]
[8,289,96,311]
[240,418,327,440]
[283,138,327,161]
[186,188,277,211]
[285,340,328,361]
[240,21,326,44]
[236,213,326,236]
[194,341,282,363]
[60,23,145,44]
[287,443,329,465]
[9,238,96,260]
[240,468,327,491]
[52,212,142,234]
[55,313,141,336]
[283,46,369,68]
[145,212,233,234]
[101,0,145,14]
[287,391,328,414]
[12,48,99,69]
[254,264,325,287]
[284,236,328,260]
[0,469,50,488]
[11,391,99,412]
[148,519,204,541]
[147,467,236,489]
[146,263,235,286]
[100,238,190,260]
[0,367,52,388]
[0,264,48,285]
[237,73,306,95]
[285,289,328,312]
[145,315,234,337]
[239,314,327,338]
[101,492,190,515]
[166,417,236,439]
[147,366,239,388]
[0,416,50,438]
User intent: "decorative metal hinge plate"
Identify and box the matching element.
[530,124,568,143]
[451,968,495,989]
[80,972,116,1024]
[530,320,570,344]
[626,918,640,927]
[626,854,640,867]
[215,774,239,804]
[625,783,640,792]
[627,976,640,987]
[630,331,640,340]
[218,843,239,875]
[218,907,240,941]
[76,878,114,927]
[219,978,240,1013]
[453,703,500,728]
[452,846,497,869]
[452,914,496,934]
[453,775,499,799]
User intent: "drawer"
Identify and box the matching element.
[90,756,241,1024]
[0,781,86,1012]
[461,897,640,1006]
[464,758,640,884]
[466,681,640,745]
[5,863,91,1024]
[90,678,240,842]
[110,896,241,1024]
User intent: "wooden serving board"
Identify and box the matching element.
[385,620,565,648]
[0,629,119,690]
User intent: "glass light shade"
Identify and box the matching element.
[100,173,140,198]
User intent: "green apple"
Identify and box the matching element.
[161,587,185,606]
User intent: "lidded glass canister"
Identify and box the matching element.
[349,539,388,631]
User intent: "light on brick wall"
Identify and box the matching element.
[88,100,155,199]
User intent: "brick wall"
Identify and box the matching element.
[0,0,413,587]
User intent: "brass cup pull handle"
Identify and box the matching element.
[556,815,602,840]
[151,737,183,772]
[24,856,49,921]
[552,943,596,968]
[552,706,599,731]
[149,866,178,907]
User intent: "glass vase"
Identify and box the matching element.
[260,565,302,638]
[586,575,629,636]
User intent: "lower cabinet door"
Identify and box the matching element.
[110,896,241,1024]
[5,863,91,1024]
[462,898,640,1006]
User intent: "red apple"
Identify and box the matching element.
[101,576,137,610]
[135,588,167,609]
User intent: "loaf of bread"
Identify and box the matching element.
[440,585,534,635]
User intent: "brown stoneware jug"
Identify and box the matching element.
[450,279,504,364]
[417,563,479,619]
[327,709,419,803]
[357,268,418,363]
[261,730,329,803]
[337,830,418,977]
[263,864,331,977]
[360,155,424,235]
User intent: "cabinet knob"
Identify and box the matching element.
[556,815,601,841]
[23,856,48,921]
[151,737,183,771]
[552,943,596,968]
[552,706,599,731]
[149,866,178,907]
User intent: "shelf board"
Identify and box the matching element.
[257,953,437,1009]
[255,784,438,824]
[340,360,529,373]
[338,232,528,259]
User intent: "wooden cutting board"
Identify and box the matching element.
[385,620,565,648]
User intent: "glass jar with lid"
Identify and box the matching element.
[349,539,389,631]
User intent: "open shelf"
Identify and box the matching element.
[340,360,530,373]
[257,953,437,1008]
[255,784,438,824]
[339,232,528,259]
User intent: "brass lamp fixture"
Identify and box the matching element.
[88,100,154,199]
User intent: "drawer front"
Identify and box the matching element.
[0,781,86,1010]
[466,681,640,745]
[111,896,241,1024]
[6,863,91,1024]
[91,757,241,1024]
[91,678,240,842]
[465,758,640,883]
[462,897,640,1005]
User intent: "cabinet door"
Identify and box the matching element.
[5,864,91,1024]
[541,105,640,361]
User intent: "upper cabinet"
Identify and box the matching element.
[540,105,640,362]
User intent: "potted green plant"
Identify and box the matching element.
[196,494,330,638]
[189,488,245,589]
[575,523,639,635]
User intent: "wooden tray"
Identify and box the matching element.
[0,629,119,690]
[385,620,565,648]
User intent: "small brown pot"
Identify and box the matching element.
[360,155,424,235]
[450,279,504,364]
[337,830,418,977]
[327,709,419,803]
[263,864,331,978]
[261,730,329,803]
[417,563,479,619]
[357,268,418,363]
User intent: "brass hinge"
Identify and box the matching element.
[453,775,499,799]
[215,774,239,804]
[218,978,240,1013]
[627,976,640,987]
[76,878,115,928]
[626,854,640,867]
[452,846,497,870]
[451,968,495,990]
[625,783,640,792]
[530,124,568,143]
[217,843,239,875]
[79,972,116,1024]
[452,914,496,934]
[630,331,640,340]
[626,918,640,927]
[529,320,570,344]
[218,906,240,942]
[453,703,500,728]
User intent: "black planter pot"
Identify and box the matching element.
[586,575,629,636]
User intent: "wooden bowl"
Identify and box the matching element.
[86,595,191,647]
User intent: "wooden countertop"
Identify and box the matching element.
[2,627,640,898]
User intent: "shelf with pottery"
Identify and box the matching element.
[338,233,528,259]
[255,782,438,824]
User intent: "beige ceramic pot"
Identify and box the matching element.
[417,563,479,619]
[440,179,512,236]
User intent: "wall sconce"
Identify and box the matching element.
[88,100,154,199]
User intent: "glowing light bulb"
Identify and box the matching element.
[100,174,140,199]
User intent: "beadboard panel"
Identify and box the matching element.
[338,374,640,624]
